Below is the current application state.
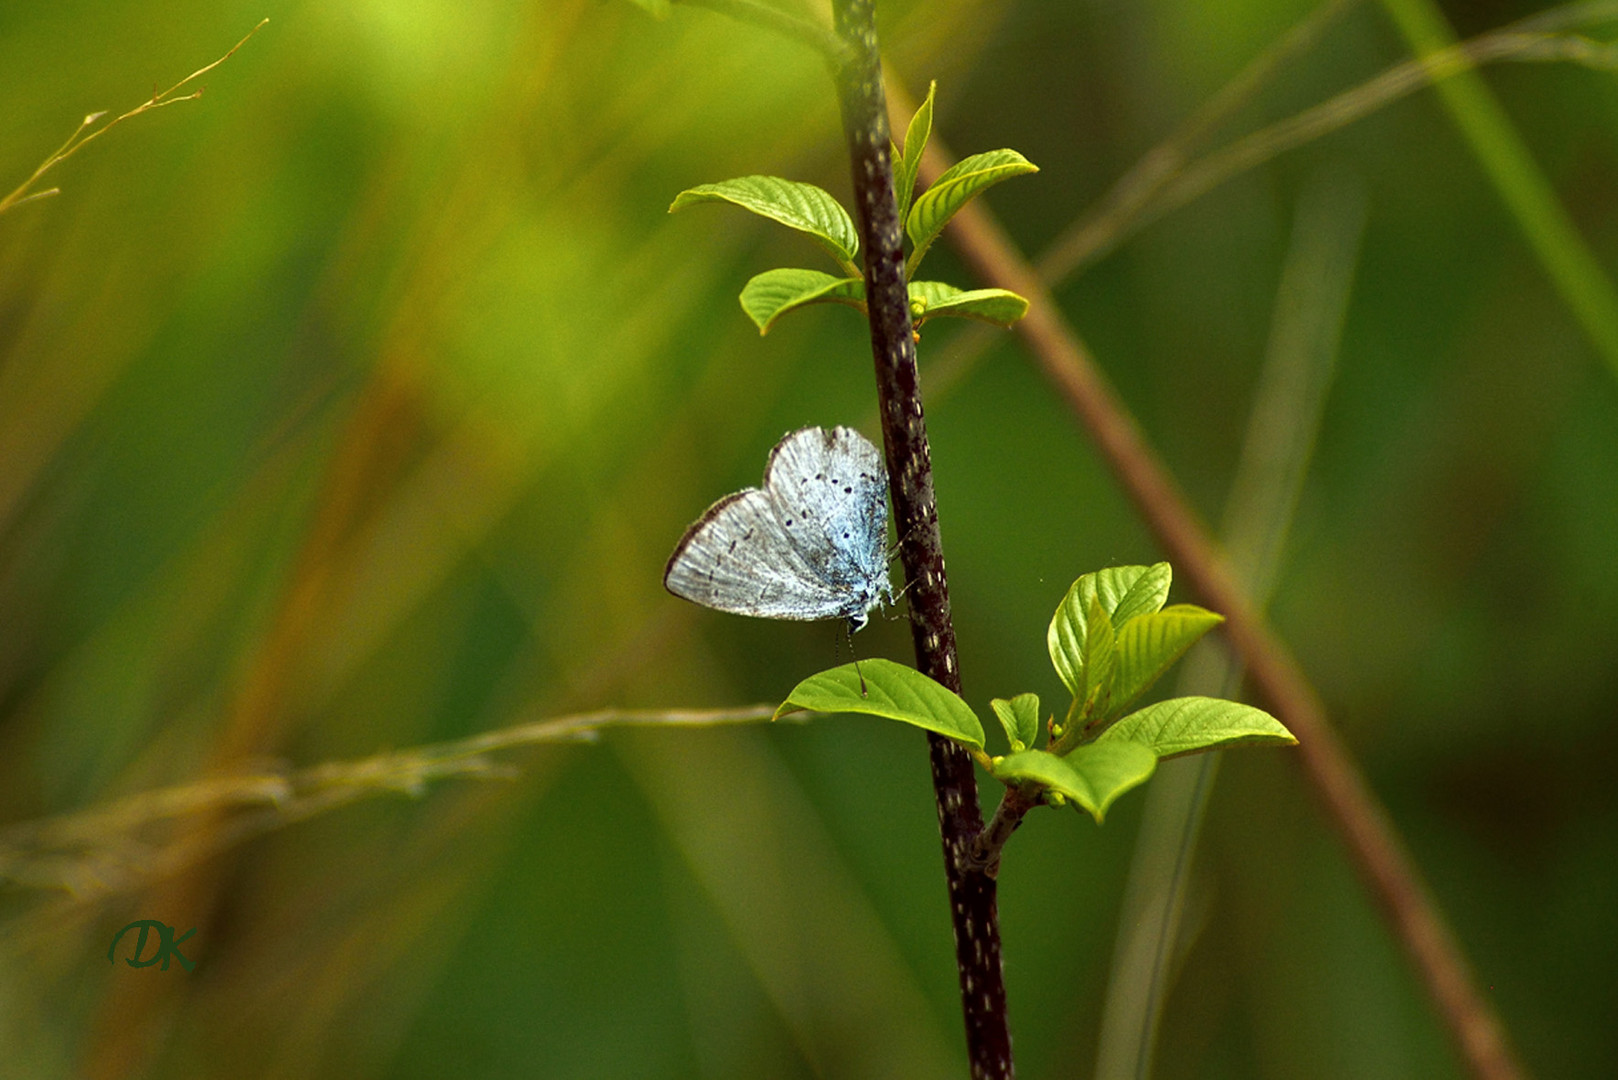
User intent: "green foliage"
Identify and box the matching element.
[1079,594,1116,718]
[1109,605,1226,719]
[892,80,936,222]
[991,743,1157,822]
[904,149,1038,277]
[778,562,1291,825]
[775,659,985,748]
[908,281,1029,330]
[1038,562,1294,761]
[671,82,1036,337]
[738,272,1029,335]
[1097,696,1297,759]
[990,693,1040,752]
[625,0,671,17]
[1047,564,1172,698]
[739,268,865,333]
[681,92,1286,830]
[670,175,860,271]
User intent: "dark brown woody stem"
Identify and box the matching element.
[827,3,1013,1077]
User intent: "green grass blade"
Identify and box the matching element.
[1377,0,1618,380]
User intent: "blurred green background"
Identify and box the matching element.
[2,0,1615,1076]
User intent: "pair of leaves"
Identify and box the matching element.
[668,83,1038,336]
[738,269,1028,335]
[775,662,1148,821]
[993,744,1157,823]
[775,564,1297,824]
[669,149,1037,281]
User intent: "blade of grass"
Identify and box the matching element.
[1385,0,1618,378]
[891,3,1618,412]
[1094,170,1367,1080]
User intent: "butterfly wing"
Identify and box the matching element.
[762,427,891,619]
[663,488,851,620]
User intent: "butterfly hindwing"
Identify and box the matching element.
[663,488,849,620]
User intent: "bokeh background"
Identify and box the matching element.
[2,0,1615,1077]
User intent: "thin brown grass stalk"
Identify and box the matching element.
[0,20,267,218]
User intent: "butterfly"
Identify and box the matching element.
[664,426,894,632]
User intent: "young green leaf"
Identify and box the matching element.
[1112,562,1173,627]
[739,269,865,334]
[670,176,860,270]
[989,693,1040,752]
[1107,604,1224,717]
[991,742,1157,822]
[1081,594,1116,717]
[1096,696,1297,759]
[776,659,985,748]
[890,138,907,209]
[893,80,936,222]
[626,0,671,15]
[905,149,1037,275]
[1047,564,1170,696]
[908,281,1028,329]
[735,274,1029,335]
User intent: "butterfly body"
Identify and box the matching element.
[665,426,893,631]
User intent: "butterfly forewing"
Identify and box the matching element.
[764,427,890,597]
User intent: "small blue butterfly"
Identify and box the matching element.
[665,426,894,632]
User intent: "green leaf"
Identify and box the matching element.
[989,693,1040,752]
[739,269,865,334]
[1098,696,1296,759]
[1112,562,1173,627]
[776,659,985,748]
[1080,595,1116,718]
[905,149,1038,275]
[670,176,859,269]
[894,80,936,222]
[1109,604,1224,716]
[624,0,670,15]
[991,743,1157,822]
[735,274,1029,335]
[908,281,1028,329]
[890,139,906,210]
[1047,564,1171,696]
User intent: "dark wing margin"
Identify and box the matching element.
[664,490,751,595]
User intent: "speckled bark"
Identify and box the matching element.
[828,3,1013,1076]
